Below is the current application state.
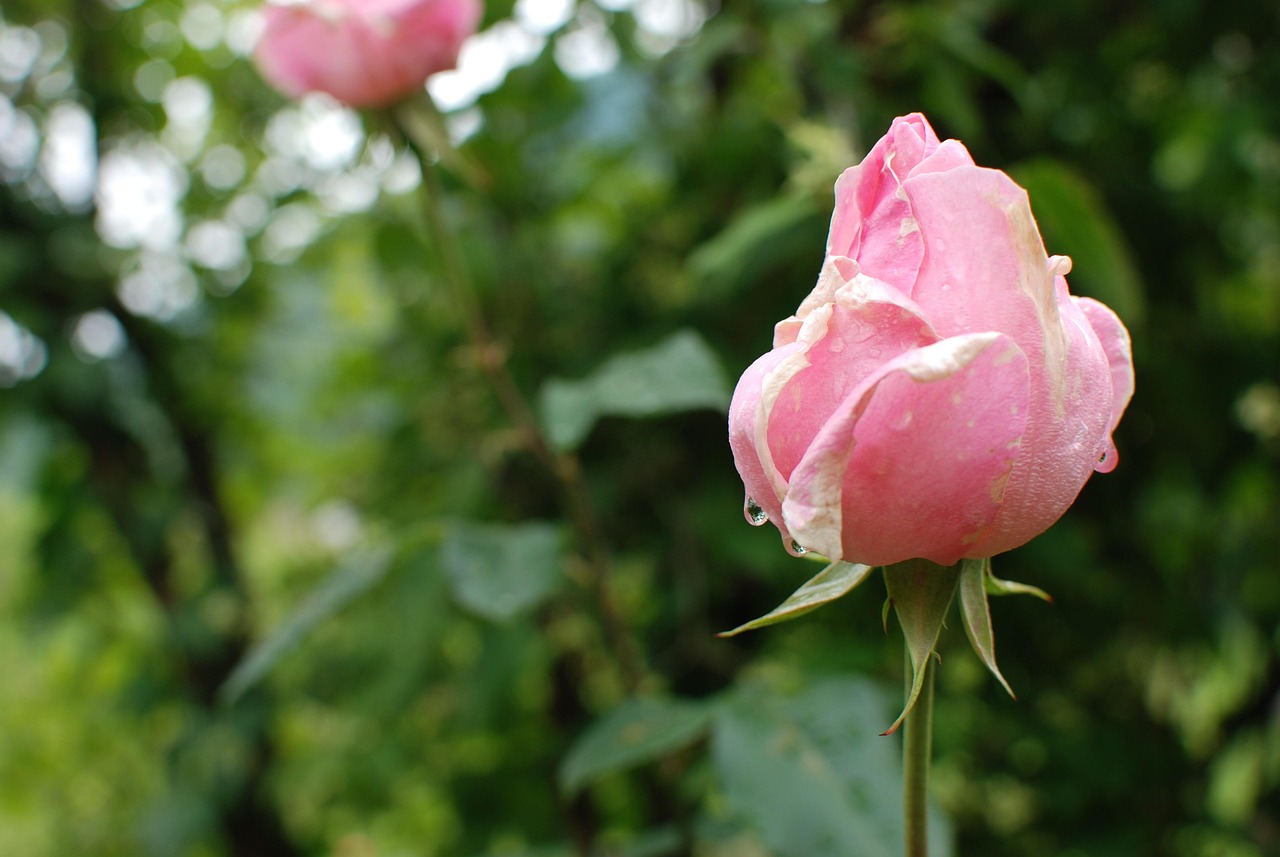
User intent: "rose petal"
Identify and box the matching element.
[773,256,860,347]
[255,0,480,107]
[826,114,941,292]
[734,113,1132,565]
[910,139,975,177]
[1074,296,1135,473]
[782,332,1030,566]
[764,268,939,483]
[974,283,1118,555]
[729,342,805,543]
[904,165,1065,369]
[386,0,481,78]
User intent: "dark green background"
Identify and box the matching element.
[2,1,1277,855]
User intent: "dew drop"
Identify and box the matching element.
[745,496,769,526]
[789,540,808,556]
[1094,441,1119,473]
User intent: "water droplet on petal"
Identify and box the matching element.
[789,540,808,556]
[1094,441,1119,473]
[744,496,769,526]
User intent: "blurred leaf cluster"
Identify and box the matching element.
[2,0,1279,856]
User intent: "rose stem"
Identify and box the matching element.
[903,649,935,857]
[393,107,647,696]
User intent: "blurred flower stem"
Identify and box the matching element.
[392,96,647,695]
[903,652,935,857]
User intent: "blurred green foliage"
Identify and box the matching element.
[2,0,1279,856]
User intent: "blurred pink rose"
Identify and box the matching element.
[729,113,1134,567]
[253,0,481,108]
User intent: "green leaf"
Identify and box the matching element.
[559,697,714,795]
[471,830,682,857]
[718,561,874,637]
[618,828,684,857]
[882,560,961,735]
[712,677,952,857]
[465,830,683,857]
[957,558,1015,698]
[465,846,573,857]
[985,568,1053,602]
[537,329,731,451]
[687,194,827,301]
[441,521,563,622]
[919,11,1028,103]
[220,546,394,704]
[1009,159,1146,325]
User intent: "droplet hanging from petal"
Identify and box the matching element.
[1094,440,1119,473]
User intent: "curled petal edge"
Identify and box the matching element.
[1074,296,1135,474]
[782,332,1031,566]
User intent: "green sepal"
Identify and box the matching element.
[718,561,874,637]
[958,558,1015,699]
[392,93,490,190]
[985,567,1053,602]
[881,559,961,735]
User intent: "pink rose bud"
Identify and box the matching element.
[253,0,482,108]
[730,113,1135,567]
